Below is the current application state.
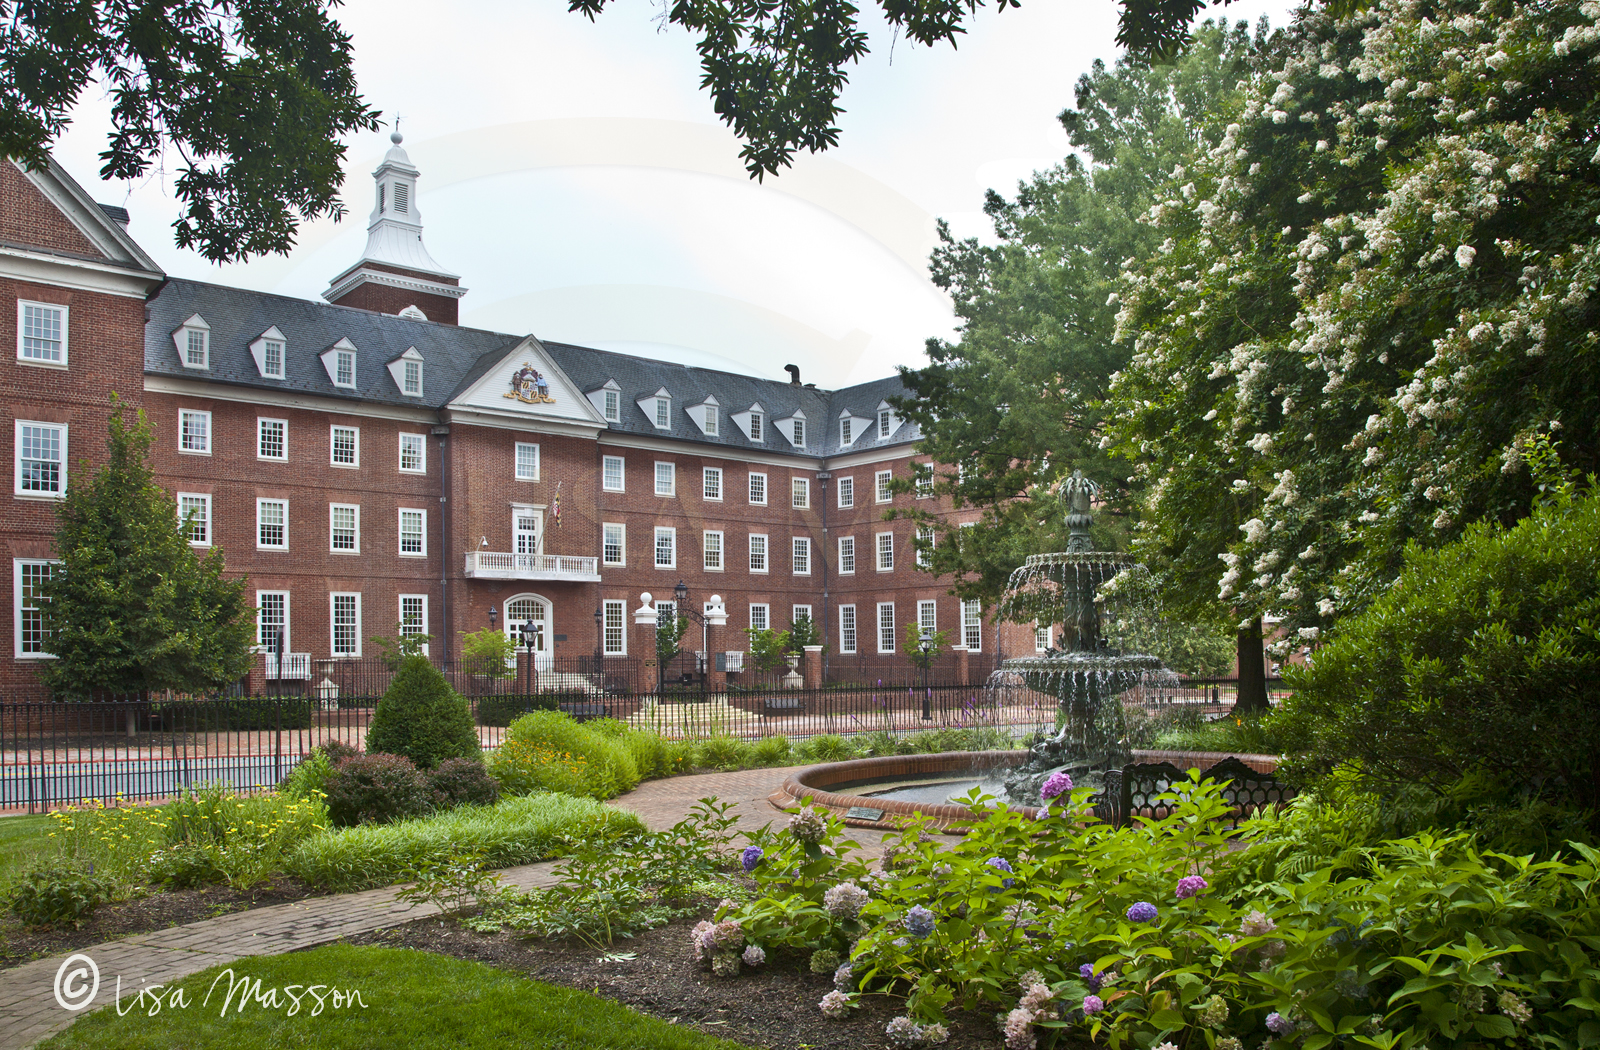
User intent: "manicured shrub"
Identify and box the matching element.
[616,727,675,779]
[487,738,592,798]
[695,734,754,771]
[321,739,360,765]
[281,749,333,800]
[492,710,639,799]
[430,757,500,809]
[324,753,434,827]
[795,734,857,763]
[365,655,480,770]
[751,735,792,766]
[6,864,115,927]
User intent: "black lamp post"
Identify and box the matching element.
[918,625,934,721]
[593,605,604,679]
[518,619,537,696]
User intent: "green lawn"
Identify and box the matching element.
[41,943,758,1049]
[0,813,55,883]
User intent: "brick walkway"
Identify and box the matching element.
[0,765,857,1048]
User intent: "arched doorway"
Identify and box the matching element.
[504,593,553,671]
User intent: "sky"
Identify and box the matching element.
[53,0,1299,386]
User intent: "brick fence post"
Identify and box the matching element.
[802,645,824,690]
[951,643,970,688]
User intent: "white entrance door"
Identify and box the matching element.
[505,594,553,672]
[513,508,543,561]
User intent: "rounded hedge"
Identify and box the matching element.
[365,655,480,770]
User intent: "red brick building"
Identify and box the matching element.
[3,143,1008,695]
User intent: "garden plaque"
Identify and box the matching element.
[845,806,884,821]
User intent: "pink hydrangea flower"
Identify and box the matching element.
[1175,875,1209,899]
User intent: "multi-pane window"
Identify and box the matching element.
[655,396,671,428]
[178,494,210,546]
[916,466,934,498]
[602,523,626,565]
[184,328,209,368]
[916,525,935,568]
[335,350,355,387]
[838,536,855,574]
[262,339,284,379]
[704,406,718,435]
[655,599,677,631]
[258,418,287,461]
[655,461,675,497]
[838,605,857,654]
[399,509,426,555]
[963,600,983,652]
[876,470,893,503]
[399,433,425,473]
[16,560,55,656]
[703,530,724,570]
[877,532,895,571]
[749,533,768,572]
[603,600,626,655]
[749,412,763,441]
[179,410,211,454]
[878,408,893,438]
[918,600,938,633]
[1036,623,1051,652]
[257,591,288,650]
[703,467,722,500]
[18,302,65,364]
[331,426,359,467]
[400,595,427,647]
[654,527,676,568]
[16,421,65,497]
[603,390,620,422]
[257,499,288,549]
[748,472,766,504]
[792,537,810,575]
[878,603,897,653]
[792,605,813,628]
[515,442,540,481]
[330,504,360,552]
[749,603,770,632]
[837,476,854,508]
[515,512,539,555]
[331,593,361,656]
[402,359,422,395]
[602,455,625,492]
[792,418,805,446]
[840,417,852,445]
[791,478,809,509]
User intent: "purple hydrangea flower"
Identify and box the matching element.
[741,845,764,872]
[904,905,936,939]
[1266,1012,1296,1036]
[1083,995,1105,1016]
[1175,875,1209,900]
[1040,771,1074,801]
[986,857,1016,888]
[1079,963,1103,993]
[1126,901,1159,924]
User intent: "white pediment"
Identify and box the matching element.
[447,338,607,425]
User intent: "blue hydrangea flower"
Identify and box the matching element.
[1126,901,1159,924]
[1080,963,1103,993]
[741,845,764,872]
[904,905,936,939]
[985,857,1016,888]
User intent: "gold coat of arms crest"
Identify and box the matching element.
[505,363,555,404]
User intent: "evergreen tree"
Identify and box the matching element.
[365,655,481,770]
[38,399,255,696]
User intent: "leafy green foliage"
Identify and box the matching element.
[744,626,794,671]
[369,623,432,670]
[460,627,516,679]
[1,1,379,262]
[489,710,640,800]
[395,850,508,916]
[903,623,951,670]
[788,614,822,650]
[39,400,255,697]
[428,757,500,810]
[694,734,756,771]
[657,613,690,665]
[364,655,480,770]
[322,753,434,828]
[6,864,114,928]
[794,733,860,763]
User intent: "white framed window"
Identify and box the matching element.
[916,466,934,498]
[792,418,806,446]
[603,599,627,655]
[654,526,676,568]
[655,395,671,429]
[602,522,626,566]
[180,321,209,369]
[178,493,210,546]
[792,604,813,628]
[839,604,857,654]
[749,533,768,573]
[877,531,894,571]
[838,536,855,574]
[256,498,288,550]
[705,406,719,436]
[334,349,356,388]
[258,418,287,461]
[603,390,620,422]
[399,595,428,656]
[330,425,359,467]
[918,600,937,633]
[399,433,426,474]
[17,301,66,366]
[703,467,722,501]
[878,407,894,438]
[14,559,57,657]
[963,600,983,652]
[791,478,809,509]
[655,461,675,497]
[257,590,289,651]
[748,472,767,505]
[878,602,897,653]
[261,338,284,379]
[792,537,811,575]
[330,503,360,553]
[331,593,362,657]
[179,410,211,454]
[1036,623,1051,652]
[840,417,853,445]
[399,508,426,556]
[837,476,854,508]
[749,603,770,632]
[402,359,422,396]
[655,599,677,630]
[602,455,625,492]
[703,530,724,571]
[876,470,893,503]
[749,411,764,441]
[515,442,540,481]
[917,525,935,568]
[15,421,65,498]
[514,509,541,555]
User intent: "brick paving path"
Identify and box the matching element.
[0,765,857,1048]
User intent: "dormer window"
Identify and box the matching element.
[638,387,673,429]
[604,390,619,421]
[689,396,721,438]
[878,408,893,438]
[404,361,420,393]
[321,338,360,389]
[705,406,718,436]
[750,412,763,440]
[337,351,354,386]
[656,396,670,428]
[174,314,210,370]
[265,340,283,377]
[386,346,424,397]
[393,182,408,214]
[589,379,624,423]
[250,326,287,380]
[793,418,805,446]
[840,417,852,445]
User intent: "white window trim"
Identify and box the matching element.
[256,498,289,551]
[917,525,935,569]
[387,347,425,398]
[399,433,427,475]
[174,313,210,371]
[749,532,768,573]
[877,531,895,572]
[837,476,854,508]
[838,603,857,654]
[249,327,286,380]
[329,425,360,469]
[654,526,677,569]
[918,600,938,632]
[703,529,724,571]
[791,477,809,509]
[604,389,620,422]
[257,418,288,462]
[748,471,767,505]
[915,465,934,498]
[14,558,59,659]
[398,595,430,656]
[602,522,626,566]
[876,469,893,503]
[321,338,359,389]
[179,409,212,456]
[838,535,855,575]
[330,592,363,657]
[398,507,428,557]
[14,419,67,500]
[17,300,68,369]
[792,536,811,576]
[749,411,764,442]
[330,503,361,554]
[654,461,676,497]
[963,600,983,653]
[177,493,211,547]
[877,602,897,654]
[515,441,541,481]
[602,454,625,492]
[602,599,627,655]
[256,589,290,652]
[749,603,771,632]
[703,466,723,501]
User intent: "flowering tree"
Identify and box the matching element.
[1108,0,1600,656]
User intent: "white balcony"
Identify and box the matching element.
[263,652,312,680]
[463,551,601,582]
